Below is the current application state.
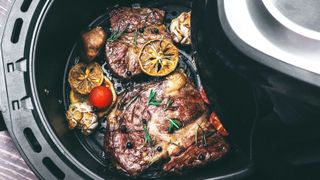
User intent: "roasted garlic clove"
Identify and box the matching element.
[80,112,98,135]
[81,120,99,135]
[170,12,191,45]
[81,27,106,63]
[66,102,98,135]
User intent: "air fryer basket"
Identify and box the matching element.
[0,0,253,179]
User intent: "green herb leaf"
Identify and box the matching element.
[107,25,129,43]
[203,133,207,146]
[145,12,152,22]
[168,118,182,129]
[164,97,177,111]
[167,118,182,133]
[196,124,208,147]
[133,30,139,46]
[143,123,153,146]
[168,122,174,133]
[147,90,162,106]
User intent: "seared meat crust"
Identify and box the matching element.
[105,72,229,176]
[105,24,171,79]
[106,7,170,79]
[110,7,165,33]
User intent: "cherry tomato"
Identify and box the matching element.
[89,86,113,109]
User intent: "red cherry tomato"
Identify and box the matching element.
[89,86,113,109]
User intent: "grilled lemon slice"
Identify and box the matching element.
[68,62,104,95]
[70,90,88,104]
[139,39,179,77]
[69,76,117,118]
[70,76,117,104]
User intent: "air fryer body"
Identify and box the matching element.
[192,1,320,179]
[1,0,319,179]
[0,0,253,179]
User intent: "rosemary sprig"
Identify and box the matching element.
[143,123,154,146]
[164,97,177,111]
[107,25,129,43]
[147,90,162,106]
[167,118,182,133]
[145,12,152,22]
[203,131,207,146]
[196,124,208,147]
[133,30,139,46]
[195,125,199,146]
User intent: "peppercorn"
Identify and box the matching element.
[120,125,127,133]
[198,154,205,161]
[126,71,132,77]
[156,146,162,152]
[151,28,159,34]
[138,27,145,33]
[126,142,133,149]
[142,119,147,124]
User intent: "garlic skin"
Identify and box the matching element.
[80,112,98,135]
[170,12,191,45]
[66,102,98,135]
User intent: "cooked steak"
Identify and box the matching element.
[110,7,165,33]
[104,71,229,176]
[105,24,171,79]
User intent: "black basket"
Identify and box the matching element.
[0,0,254,179]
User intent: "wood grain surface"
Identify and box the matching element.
[0,132,37,180]
[0,0,37,179]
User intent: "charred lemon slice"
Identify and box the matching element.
[68,62,104,95]
[139,39,179,76]
[69,76,117,104]
[96,76,117,118]
[70,90,88,104]
[69,76,117,118]
[101,76,117,104]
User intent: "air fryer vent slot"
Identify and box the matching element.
[42,157,65,180]
[7,62,14,72]
[12,100,20,110]
[21,0,32,12]
[23,127,41,153]
[11,18,23,44]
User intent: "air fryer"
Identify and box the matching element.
[1,0,319,179]
[193,1,320,180]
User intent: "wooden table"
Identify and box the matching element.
[0,131,37,179]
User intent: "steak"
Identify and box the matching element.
[106,25,171,79]
[110,7,165,33]
[106,7,171,79]
[104,71,229,176]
